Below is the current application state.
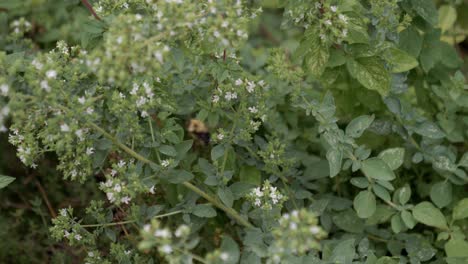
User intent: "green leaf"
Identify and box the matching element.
[398,26,423,58]
[384,48,419,73]
[220,236,240,264]
[211,144,225,161]
[439,5,457,32]
[353,190,376,218]
[453,198,468,221]
[330,239,356,264]
[305,30,330,77]
[159,145,177,157]
[378,148,405,170]
[414,121,445,139]
[412,202,448,229]
[361,158,396,181]
[458,152,468,168]
[193,204,217,218]
[167,170,194,184]
[411,0,438,26]
[394,184,411,205]
[333,209,365,233]
[345,115,375,138]
[239,166,261,185]
[430,181,452,208]
[0,175,15,189]
[401,210,416,229]
[346,57,390,96]
[373,184,391,202]
[326,148,343,178]
[217,188,234,207]
[445,238,468,258]
[391,214,406,233]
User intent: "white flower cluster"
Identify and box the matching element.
[8,128,37,168]
[0,106,9,132]
[10,18,32,36]
[246,180,287,210]
[128,81,158,118]
[99,161,134,205]
[139,220,191,256]
[270,209,327,260]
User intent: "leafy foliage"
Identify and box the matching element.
[0,0,468,263]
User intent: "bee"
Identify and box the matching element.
[187,119,210,145]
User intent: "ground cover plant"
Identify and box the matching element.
[1,0,468,263]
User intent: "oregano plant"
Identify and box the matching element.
[1,0,468,263]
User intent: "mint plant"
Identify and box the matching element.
[1,0,468,263]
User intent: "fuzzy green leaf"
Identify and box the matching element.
[412,202,448,229]
[346,57,390,96]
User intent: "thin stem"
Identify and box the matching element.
[81,210,184,228]
[148,117,162,163]
[174,248,207,264]
[88,122,253,228]
[81,220,136,228]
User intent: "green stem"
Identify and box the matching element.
[81,220,136,228]
[81,210,184,228]
[88,122,253,228]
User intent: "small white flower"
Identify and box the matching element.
[248,106,258,114]
[161,245,172,254]
[86,107,94,115]
[289,222,297,230]
[86,147,94,155]
[235,78,243,86]
[220,252,229,261]
[124,250,131,255]
[154,51,163,63]
[60,123,70,132]
[64,230,70,238]
[143,224,151,232]
[246,81,256,93]
[74,234,82,241]
[141,110,149,118]
[310,226,321,234]
[330,6,337,12]
[324,20,332,26]
[40,80,50,92]
[88,252,94,257]
[213,30,221,38]
[121,196,131,204]
[161,159,170,168]
[175,225,189,237]
[149,185,156,194]
[212,95,220,103]
[320,34,326,41]
[78,96,86,104]
[60,209,67,217]
[46,70,57,79]
[0,84,9,96]
[338,14,348,23]
[110,169,118,177]
[113,184,122,193]
[32,59,43,70]
[342,29,348,37]
[117,160,126,168]
[217,133,224,140]
[254,198,261,207]
[107,192,115,202]
[253,187,263,197]
[154,229,171,238]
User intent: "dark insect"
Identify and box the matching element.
[187,119,210,145]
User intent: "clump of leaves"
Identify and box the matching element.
[1,0,468,263]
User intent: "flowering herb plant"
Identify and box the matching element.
[1,0,468,263]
